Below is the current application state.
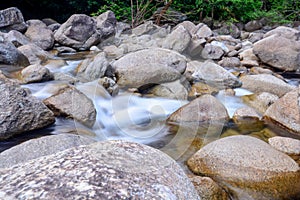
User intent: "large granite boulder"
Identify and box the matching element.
[264,26,300,41]
[0,140,200,199]
[112,48,186,88]
[43,86,96,127]
[263,86,300,135]
[0,134,95,168]
[191,61,241,89]
[167,94,229,124]
[253,35,300,71]
[187,135,300,200]
[242,92,279,114]
[0,39,29,66]
[54,14,101,50]
[0,72,55,139]
[3,30,30,47]
[0,7,27,32]
[25,19,54,50]
[95,10,117,39]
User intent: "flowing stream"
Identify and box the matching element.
[1,53,299,162]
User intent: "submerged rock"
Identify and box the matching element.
[44,86,96,127]
[0,140,200,199]
[187,135,300,200]
[0,73,55,139]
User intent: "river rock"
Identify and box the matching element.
[193,23,213,38]
[76,52,109,82]
[201,43,224,60]
[95,10,117,39]
[240,74,295,97]
[192,61,242,89]
[162,25,191,53]
[218,57,241,68]
[253,35,300,71]
[187,135,300,200]
[242,92,279,114]
[0,40,29,66]
[21,63,53,83]
[146,79,189,100]
[167,94,229,124]
[177,21,196,35]
[263,86,300,135]
[239,48,259,67]
[190,176,229,200]
[264,26,300,41]
[214,23,241,39]
[0,7,27,32]
[44,86,96,127]
[4,30,30,47]
[244,20,263,32]
[18,43,52,64]
[248,32,264,43]
[0,140,200,199]
[54,14,100,50]
[186,37,206,57]
[112,48,185,88]
[0,73,55,139]
[25,19,54,50]
[233,107,261,123]
[98,77,119,96]
[188,82,219,99]
[0,134,95,168]
[132,21,158,36]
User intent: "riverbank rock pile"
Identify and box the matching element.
[0,7,300,199]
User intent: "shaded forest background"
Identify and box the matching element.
[1,0,299,25]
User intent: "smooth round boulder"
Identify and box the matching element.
[0,40,29,66]
[112,48,186,88]
[21,64,53,83]
[162,25,191,53]
[187,135,300,200]
[0,140,200,199]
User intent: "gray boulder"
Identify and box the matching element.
[0,73,55,139]
[4,30,30,47]
[25,19,54,50]
[0,40,29,66]
[264,26,300,41]
[214,23,241,39]
[218,57,241,68]
[0,140,200,200]
[112,48,186,88]
[240,74,295,97]
[96,10,117,38]
[263,86,300,135]
[201,43,224,60]
[187,135,300,200]
[43,86,96,127]
[244,20,263,32]
[162,25,191,53]
[54,14,100,50]
[18,43,52,64]
[0,7,27,32]
[253,35,300,71]
[0,134,95,168]
[167,94,229,124]
[21,64,53,83]
[192,61,242,89]
[193,23,213,38]
[76,52,109,82]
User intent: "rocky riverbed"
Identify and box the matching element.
[0,6,300,200]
